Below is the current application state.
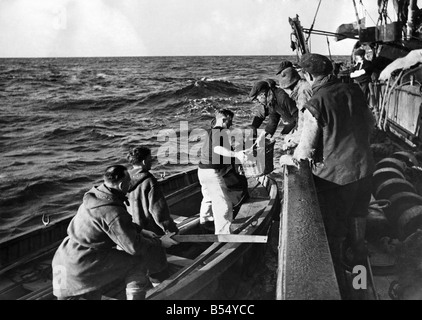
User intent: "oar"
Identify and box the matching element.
[172,234,268,243]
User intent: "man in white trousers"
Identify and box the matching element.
[197,109,244,234]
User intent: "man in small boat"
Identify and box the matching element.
[126,146,179,287]
[198,109,245,234]
[350,48,374,105]
[51,165,178,300]
[277,59,313,153]
[249,79,298,141]
[279,53,376,298]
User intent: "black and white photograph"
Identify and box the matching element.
[1,0,422,306]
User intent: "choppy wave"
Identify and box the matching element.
[45,96,140,111]
[134,78,247,109]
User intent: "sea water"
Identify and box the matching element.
[0,55,348,242]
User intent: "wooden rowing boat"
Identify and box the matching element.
[0,168,279,300]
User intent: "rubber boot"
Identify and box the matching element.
[349,217,368,265]
[126,287,146,300]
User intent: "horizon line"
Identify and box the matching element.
[0,53,351,59]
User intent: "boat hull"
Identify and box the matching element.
[0,169,279,300]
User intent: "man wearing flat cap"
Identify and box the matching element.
[350,48,374,105]
[280,53,376,299]
[277,60,313,152]
[249,78,298,140]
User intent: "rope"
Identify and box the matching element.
[368,199,391,211]
[377,69,404,131]
[383,70,404,131]
[42,213,50,226]
[378,77,391,129]
[377,0,392,25]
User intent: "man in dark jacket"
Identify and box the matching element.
[277,60,313,152]
[126,146,179,286]
[350,48,374,105]
[280,53,376,298]
[52,165,178,300]
[249,79,298,139]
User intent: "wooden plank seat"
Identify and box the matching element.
[166,254,193,268]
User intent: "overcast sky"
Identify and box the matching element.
[0,0,395,57]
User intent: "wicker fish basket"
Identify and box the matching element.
[241,139,275,178]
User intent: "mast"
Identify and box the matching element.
[352,0,361,34]
[288,15,310,59]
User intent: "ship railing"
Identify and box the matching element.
[273,160,341,300]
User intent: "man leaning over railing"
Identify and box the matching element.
[279,53,376,299]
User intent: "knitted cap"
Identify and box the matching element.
[299,53,333,76]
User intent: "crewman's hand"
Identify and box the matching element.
[279,155,299,168]
[257,130,268,143]
[160,232,179,248]
[141,229,158,239]
[281,140,298,151]
[171,227,180,235]
[234,150,246,162]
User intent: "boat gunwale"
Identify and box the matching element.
[0,169,199,246]
[0,171,278,300]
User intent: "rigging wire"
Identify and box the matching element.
[306,0,323,43]
[377,0,392,25]
[360,0,377,25]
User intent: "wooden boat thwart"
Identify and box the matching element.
[0,168,279,300]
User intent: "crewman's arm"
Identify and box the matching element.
[214,145,245,162]
[264,107,281,136]
[267,94,298,135]
[350,69,366,78]
[107,211,161,256]
[251,104,267,129]
[293,108,320,161]
[148,184,179,234]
